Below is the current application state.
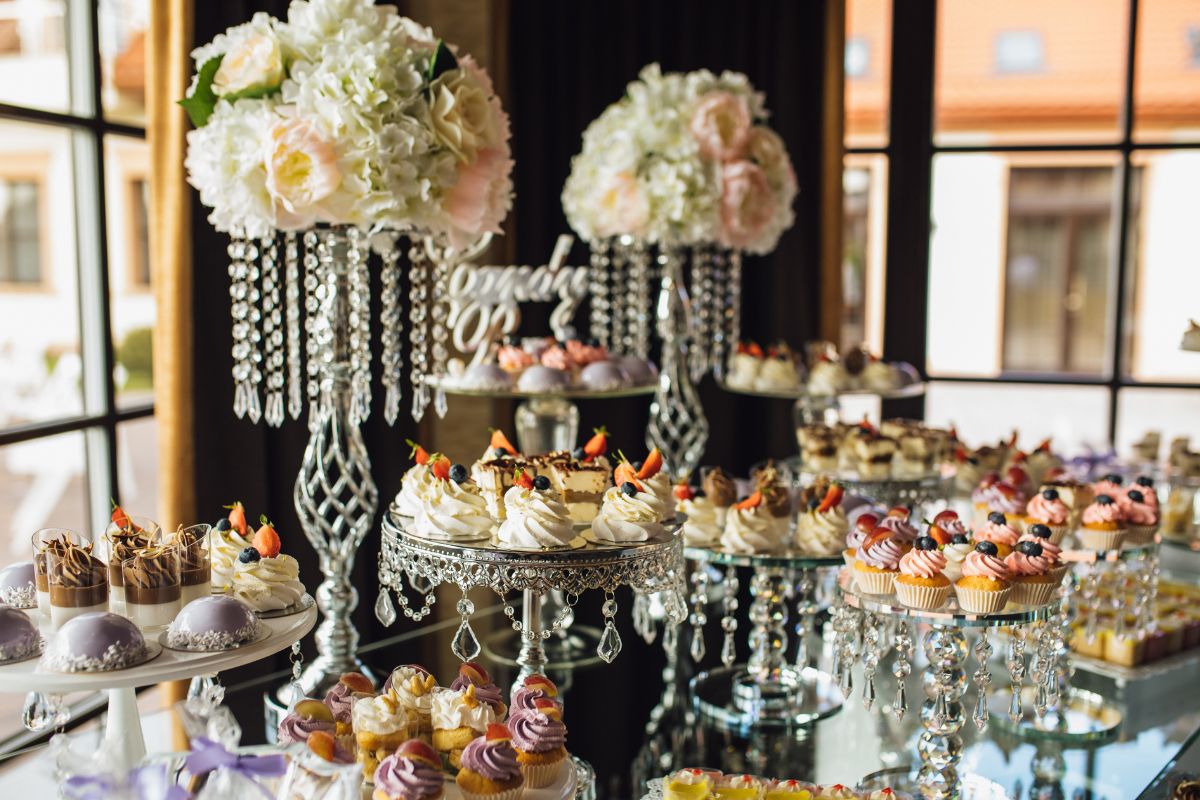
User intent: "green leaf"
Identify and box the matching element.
[426,39,459,86]
[221,81,283,104]
[178,55,224,128]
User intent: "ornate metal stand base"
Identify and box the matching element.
[691,665,843,732]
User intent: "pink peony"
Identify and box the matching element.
[690,91,751,162]
[717,160,776,250]
[442,146,514,250]
[264,117,341,230]
[591,171,649,238]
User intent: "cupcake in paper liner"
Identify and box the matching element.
[1005,541,1060,606]
[1078,495,1127,551]
[894,538,950,610]
[954,542,1013,614]
[508,698,567,788]
[372,739,445,800]
[852,530,906,595]
[842,511,878,569]
[1020,525,1069,585]
[1024,488,1071,543]
[1121,488,1159,544]
[455,724,524,800]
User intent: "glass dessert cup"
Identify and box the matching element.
[122,546,182,630]
[103,516,160,614]
[169,524,212,607]
[32,528,78,616]
[46,534,108,628]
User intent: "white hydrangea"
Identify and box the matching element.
[563,63,795,255]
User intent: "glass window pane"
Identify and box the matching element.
[104,135,153,407]
[0,119,84,426]
[936,0,1129,145]
[1115,387,1200,462]
[116,416,158,523]
[0,430,92,563]
[926,381,1111,453]
[98,0,147,126]
[841,155,888,353]
[1124,149,1200,382]
[845,0,891,148]
[0,0,71,114]
[927,152,1118,378]
[1133,0,1200,142]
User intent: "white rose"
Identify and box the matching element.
[212,32,284,97]
[428,68,495,162]
[264,118,342,229]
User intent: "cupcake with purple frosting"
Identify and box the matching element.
[324,671,375,737]
[508,698,568,788]
[373,739,445,800]
[456,724,524,800]
[511,674,562,715]
[278,698,354,757]
[449,662,507,719]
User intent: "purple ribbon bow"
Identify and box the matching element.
[1067,447,1118,481]
[61,764,190,800]
[185,737,288,798]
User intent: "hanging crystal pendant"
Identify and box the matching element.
[687,246,711,382]
[892,620,912,720]
[23,692,69,732]
[430,240,451,418]
[375,588,397,627]
[260,234,285,427]
[283,231,303,420]
[408,240,431,421]
[452,617,481,662]
[244,239,263,423]
[228,233,252,420]
[972,629,993,730]
[588,245,612,349]
[379,235,404,425]
[597,620,623,663]
[408,572,434,596]
[303,231,323,430]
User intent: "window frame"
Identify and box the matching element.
[0,2,151,517]
[860,0,1200,442]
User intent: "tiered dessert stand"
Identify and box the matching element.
[719,378,926,431]
[836,576,1057,799]
[791,466,956,513]
[684,546,845,731]
[2,605,316,773]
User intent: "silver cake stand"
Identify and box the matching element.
[838,573,1057,800]
[378,511,687,683]
[789,464,957,511]
[684,546,845,731]
[718,379,926,432]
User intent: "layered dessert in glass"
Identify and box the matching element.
[103,514,159,614]
[171,524,212,606]
[47,536,108,628]
[122,545,182,629]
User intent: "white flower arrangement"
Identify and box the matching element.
[183,0,513,248]
[562,64,797,255]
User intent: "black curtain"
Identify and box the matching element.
[189,2,832,789]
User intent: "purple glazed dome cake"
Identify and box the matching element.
[458,363,513,391]
[615,355,656,385]
[516,365,569,393]
[42,612,145,672]
[578,361,626,392]
[0,607,40,662]
[166,595,260,651]
[0,561,36,608]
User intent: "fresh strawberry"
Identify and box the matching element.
[1009,450,1027,464]
[979,472,1000,489]
[637,448,663,479]
[746,342,764,358]
[489,429,518,457]
[583,427,609,460]
[734,491,762,510]
[513,468,534,490]
[397,739,440,766]
[485,723,511,741]
[995,480,1019,499]
[954,446,969,463]
[430,454,451,480]
[405,439,429,465]
[817,484,844,513]
[1035,437,1052,453]
[933,509,960,526]
[886,505,910,519]
[854,513,879,534]
[927,522,951,546]
[674,483,695,501]
[225,501,249,537]
[111,503,132,530]
[253,516,282,558]
[613,462,643,491]
[1006,466,1029,488]
[863,527,895,551]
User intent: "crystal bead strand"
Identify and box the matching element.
[892,619,912,719]
[260,234,285,427]
[302,231,322,430]
[379,234,404,425]
[631,242,652,358]
[430,243,451,418]
[631,592,653,644]
[688,246,712,382]
[611,239,631,355]
[1006,624,1027,722]
[1031,622,1054,718]
[408,239,431,421]
[972,628,993,730]
[723,250,743,380]
[244,238,263,423]
[720,565,739,667]
[346,227,372,425]
[793,569,816,672]
[710,249,729,381]
[689,565,709,662]
[227,232,251,419]
[283,231,303,420]
[861,612,880,710]
[588,244,612,350]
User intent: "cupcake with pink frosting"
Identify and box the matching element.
[851,531,906,595]
[955,542,1013,613]
[975,512,1021,558]
[1121,487,1159,544]
[1092,473,1125,500]
[895,537,951,610]
[1005,540,1060,605]
[1024,488,1071,543]
[1020,524,1067,583]
[1078,495,1127,551]
[1126,476,1159,511]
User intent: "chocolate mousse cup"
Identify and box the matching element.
[47,538,109,629]
[122,547,181,629]
[32,528,78,616]
[169,524,212,606]
[103,516,159,613]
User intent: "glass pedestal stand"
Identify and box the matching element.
[513,396,580,454]
[839,576,1056,799]
[686,547,844,731]
[790,468,957,514]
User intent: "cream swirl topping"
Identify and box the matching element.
[1082,500,1125,527]
[1019,531,1061,562]
[795,506,847,556]
[388,665,438,715]
[720,507,786,555]
[857,536,905,570]
[210,528,253,589]
[1025,493,1069,525]
[497,485,575,548]
[232,554,304,612]
[942,542,973,567]
[679,496,724,546]
[430,687,497,733]
[962,550,1012,581]
[414,477,494,541]
[899,548,946,578]
[640,471,676,518]
[976,520,1020,547]
[1006,551,1052,576]
[352,693,408,736]
[591,485,669,543]
[395,464,436,517]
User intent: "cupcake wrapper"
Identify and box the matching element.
[1077,527,1128,551]
[954,584,1012,614]
[842,550,856,569]
[1127,524,1158,545]
[458,787,523,800]
[853,569,896,595]
[1010,579,1058,607]
[521,758,565,789]
[1045,523,1070,544]
[894,581,950,611]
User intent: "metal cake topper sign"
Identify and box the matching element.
[447,234,588,365]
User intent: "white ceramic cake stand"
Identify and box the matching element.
[0,605,316,772]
